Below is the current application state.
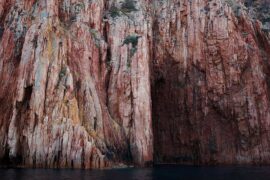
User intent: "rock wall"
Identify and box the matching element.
[0,0,152,168]
[152,0,270,164]
[0,0,269,168]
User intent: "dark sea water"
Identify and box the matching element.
[1,165,270,180]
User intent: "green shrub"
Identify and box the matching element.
[74,3,85,14]
[109,0,138,18]
[122,35,142,67]
[120,0,138,13]
[225,0,242,17]
[122,35,141,48]
[109,5,121,18]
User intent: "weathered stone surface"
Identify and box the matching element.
[0,0,269,168]
[0,0,152,168]
[152,0,270,165]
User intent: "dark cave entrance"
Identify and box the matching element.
[151,56,202,165]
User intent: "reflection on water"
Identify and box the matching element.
[1,165,270,180]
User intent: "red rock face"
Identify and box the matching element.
[152,0,270,164]
[0,0,269,168]
[0,0,153,168]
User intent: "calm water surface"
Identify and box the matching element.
[1,166,270,180]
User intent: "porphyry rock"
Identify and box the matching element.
[0,0,269,168]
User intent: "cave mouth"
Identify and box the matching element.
[151,57,201,165]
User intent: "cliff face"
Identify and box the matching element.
[0,0,153,168]
[0,0,269,168]
[152,0,270,164]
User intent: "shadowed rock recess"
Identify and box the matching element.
[0,0,269,168]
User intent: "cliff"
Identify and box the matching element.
[0,0,269,168]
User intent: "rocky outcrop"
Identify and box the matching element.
[0,0,269,168]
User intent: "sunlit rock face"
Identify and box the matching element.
[0,0,269,168]
[0,0,153,168]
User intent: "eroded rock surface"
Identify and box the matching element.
[152,0,270,164]
[0,0,152,168]
[0,0,269,168]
